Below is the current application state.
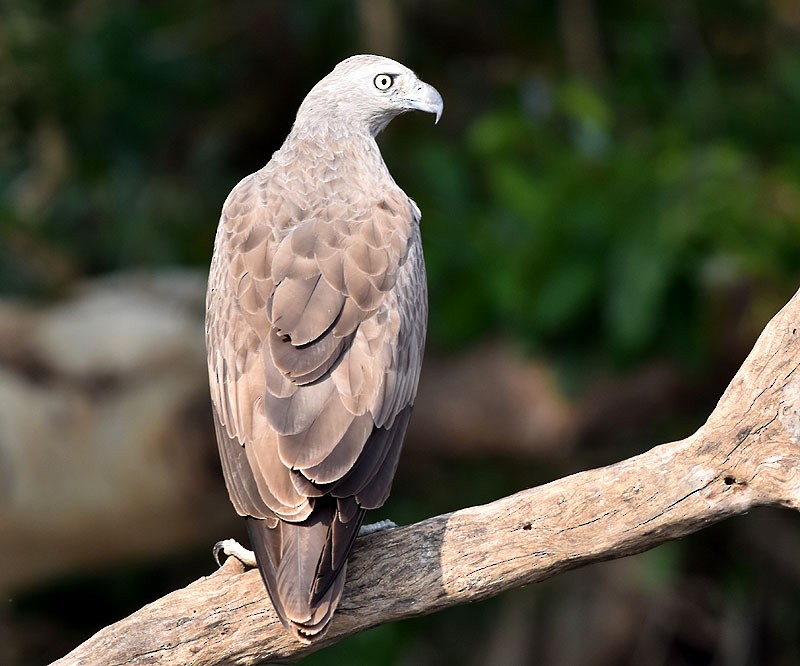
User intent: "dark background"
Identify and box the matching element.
[3,1,800,664]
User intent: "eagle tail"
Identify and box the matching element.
[246,497,365,641]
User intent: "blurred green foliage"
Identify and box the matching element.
[3,1,800,372]
[0,1,357,288]
[402,39,800,369]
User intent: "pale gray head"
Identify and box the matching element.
[294,54,443,138]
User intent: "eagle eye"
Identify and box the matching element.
[373,74,394,91]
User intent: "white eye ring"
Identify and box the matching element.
[374,74,394,90]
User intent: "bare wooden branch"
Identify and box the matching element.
[52,287,800,666]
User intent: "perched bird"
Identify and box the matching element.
[205,55,442,640]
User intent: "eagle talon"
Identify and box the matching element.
[213,538,257,568]
[359,519,398,536]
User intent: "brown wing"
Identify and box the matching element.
[205,164,426,638]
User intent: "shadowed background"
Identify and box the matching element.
[2,1,800,664]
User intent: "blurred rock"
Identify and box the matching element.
[0,270,230,591]
[411,343,576,458]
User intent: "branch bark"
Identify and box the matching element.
[52,287,800,666]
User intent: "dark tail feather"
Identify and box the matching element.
[246,497,365,641]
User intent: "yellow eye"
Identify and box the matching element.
[374,74,394,90]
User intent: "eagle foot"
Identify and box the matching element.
[358,519,398,536]
[213,538,258,568]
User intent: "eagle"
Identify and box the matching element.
[205,55,442,640]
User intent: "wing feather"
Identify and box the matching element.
[277,391,357,468]
[263,378,335,436]
[269,325,347,384]
[299,414,373,484]
[270,274,345,345]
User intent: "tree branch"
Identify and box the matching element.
[52,287,800,666]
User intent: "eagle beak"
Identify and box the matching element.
[406,81,443,124]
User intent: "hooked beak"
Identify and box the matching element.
[404,81,444,124]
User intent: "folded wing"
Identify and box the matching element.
[205,167,427,638]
